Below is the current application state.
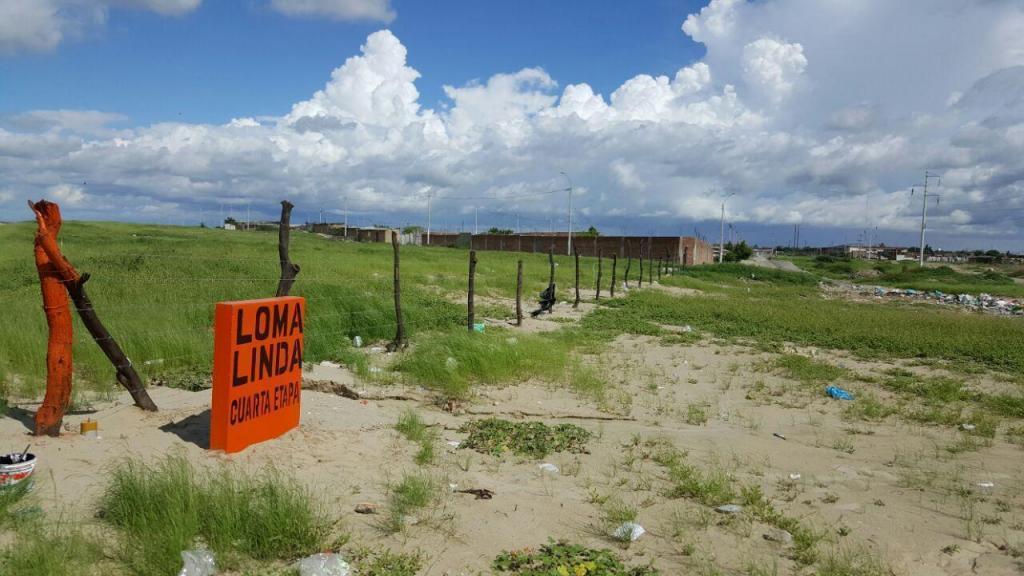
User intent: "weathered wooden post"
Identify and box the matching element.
[388,233,407,351]
[275,200,300,297]
[573,246,581,308]
[28,200,159,436]
[468,250,477,331]
[595,250,603,300]
[638,239,644,288]
[624,240,632,288]
[515,259,523,327]
[658,257,663,280]
[610,253,617,297]
[648,242,654,285]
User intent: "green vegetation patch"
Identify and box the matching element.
[99,454,330,575]
[493,541,659,575]
[347,546,425,576]
[393,328,581,400]
[0,523,106,576]
[458,418,591,458]
[385,472,439,533]
[395,409,439,465]
[771,354,849,385]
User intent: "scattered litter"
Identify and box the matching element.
[772,432,787,441]
[840,283,1023,316]
[369,346,384,353]
[318,360,341,369]
[789,473,802,480]
[680,324,693,333]
[825,385,854,401]
[448,483,459,492]
[80,419,98,439]
[178,549,216,576]
[961,423,976,431]
[368,367,382,374]
[353,502,377,515]
[455,488,494,500]
[142,358,164,366]
[716,504,743,514]
[763,528,794,545]
[296,552,350,576]
[977,481,995,490]
[612,522,646,542]
[352,336,363,348]
[473,322,486,333]
[446,440,461,448]
[538,463,560,474]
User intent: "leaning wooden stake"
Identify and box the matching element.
[547,248,555,290]
[275,200,301,297]
[573,247,581,308]
[610,253,617,297]
[515,259,523,327]
[468,250,477,331]
[595,250,603,300]
[29,201,158,435]
[657,257,663,280]
[388,233,407,351]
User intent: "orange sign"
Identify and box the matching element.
[210,296,305,453]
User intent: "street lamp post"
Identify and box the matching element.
[561,172,573,256]
[718,192,735,264]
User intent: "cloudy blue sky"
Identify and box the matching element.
[2,0,1023,250]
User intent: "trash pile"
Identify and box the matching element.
[823,281,1023,316]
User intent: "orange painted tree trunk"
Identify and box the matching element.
[31,201,74,436]
[29,200,158,423]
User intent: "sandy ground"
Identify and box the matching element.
[4,322,1023,575]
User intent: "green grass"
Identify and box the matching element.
[395,409,438,465]
[0,522,106,576]
[585,273,1024,375]
[492,541,659,575]
[786,255,1024,297]
[384,472,438,533]
[458,418,591,458]
[770,354,849,385]
[346,546,425,576]
[0,221,606,396]
[393,327,602,400]
[99,454,330,575]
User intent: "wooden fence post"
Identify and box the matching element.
[610,253,617,297]
[638,239,644,288]
[515,259,523,327]
[648,242,654,285]
[595,250,602,300]
[624,240,632,288]
[275,200,300,297]
[657,257,663,280]
[573,246,581,308]
[389,233,407,351]
[468,250,477,331]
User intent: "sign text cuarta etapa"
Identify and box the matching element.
[211,296,305,453]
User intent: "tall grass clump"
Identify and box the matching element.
[0,522,106,576]
[395,409,438,465]
[384,472,438,533]
[99,454,330,575]
[393,327,575,399]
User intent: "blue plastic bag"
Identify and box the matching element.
[825,385,854,401]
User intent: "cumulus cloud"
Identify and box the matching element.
[269,0,394,22]
[2,1,1024,248]
[0,0,200,54]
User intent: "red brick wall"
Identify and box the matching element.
[467,234,712,264]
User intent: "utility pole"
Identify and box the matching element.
[913,171,941,267]
[718,192,734,263]
[246,202,251,230]
[426,190,433,244]
[343,196,349,237]
[516,212,520,235]
[561,171,573,255]
[474,207,478,235]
